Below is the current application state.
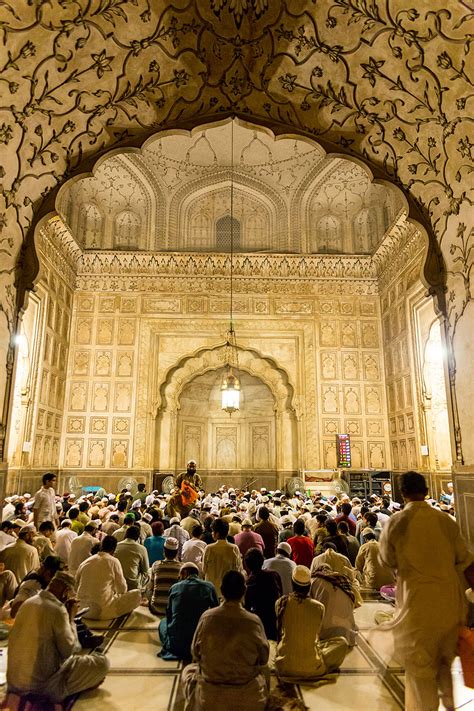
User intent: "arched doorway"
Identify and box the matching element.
[177,369,276,476]
[153,343,298,491]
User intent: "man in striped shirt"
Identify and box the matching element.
[148,537,181,616]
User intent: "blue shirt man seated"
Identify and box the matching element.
[158,562,218,660]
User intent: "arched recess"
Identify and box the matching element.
[153,343,299,487]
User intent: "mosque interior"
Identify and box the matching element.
[0,1,473,708]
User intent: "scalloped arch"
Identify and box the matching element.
[158,343,295,415]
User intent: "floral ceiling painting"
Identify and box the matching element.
[0,0,472,462]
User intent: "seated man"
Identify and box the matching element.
[182,570,269,711]
[10,555,62,619]
[244,547,282,641]
[33,521,56,562]
[287,518,314,568]
[7,571,109,702]
[68,522,99,575]
[148,537,182,616]
[114,525,149,591]
[181,524,207,570]
[274,565,349,679]
[0,525,40,585]
[355,531,395,590]
[158,562,218,660]
[144,521,166,565]
[202,518,243,598]
[262,541,296,596]
[75,535,141,620]
[54,519,77,567]
[310,563,358,647]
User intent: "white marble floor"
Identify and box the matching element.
[69,598,474,711]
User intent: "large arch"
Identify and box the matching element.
[154,343,299,489]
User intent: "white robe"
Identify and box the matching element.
[378,501,473,711]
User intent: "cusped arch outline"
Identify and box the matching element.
[157,343,295,415]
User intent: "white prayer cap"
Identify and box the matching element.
[292,565,311,586]
[277,542,292,556]
[170,516,180,524]
[164,537,179,551]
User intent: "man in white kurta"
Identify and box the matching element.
[7,572,109,701]
[378,471,473,711]
[75,536,140,619]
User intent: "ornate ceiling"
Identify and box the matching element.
[56,120,403,254]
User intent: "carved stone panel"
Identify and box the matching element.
[111,440,128,467]
[90,417,108,434]
[114,383,132,412]
[70,382,88,411]
[361,322,379,348]
[342,353,359,380]
[341,322,357,347]
[113,417,130,435]
[252,425,270,469]
[98,296,116,313]
[88,440,106,467]
[92,383,110,412]
[67,416,85,434]
[367,420,384,437]
[343,386,360,415]
[120,297,137,313]
[143,297,181,313]
[118,319,135,345]
[320,322,337,347]
[116,352,134,377]
[368,442,385,468]
[183,424,202,466]
[322,386,339,414]
[360,301,376,316]
[323,441,337,469]
[76,318,92,345]
[73,351,90,376]
[345,419,361,436]
[321,352,337,380]
[406,413,415,432]
[77,296,94,312]
[64,439,83,468]
[408,438,417,468]
[363,354,380,381]
[365,386,382,415]
[399,440,408,468]
[323,419,340,435]
[351,440,364,468]
[391,442,399,469]
[397,415,405,434]
[95,351,111,377]
[215,426,237,469]
[97,319,114,345]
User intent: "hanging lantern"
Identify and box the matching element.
[221,368,241,415]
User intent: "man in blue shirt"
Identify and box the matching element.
[158,562,218,660]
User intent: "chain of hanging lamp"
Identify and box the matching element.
[221,119,241,415]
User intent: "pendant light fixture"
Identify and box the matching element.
[221,119,241,416]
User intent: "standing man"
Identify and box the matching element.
[33,473,58,530]
[378,471,474,711]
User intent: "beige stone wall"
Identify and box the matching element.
[378,231,427,474]
[7,222,75,492]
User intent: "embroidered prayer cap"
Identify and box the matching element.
[164,537,179,551]
[170,516,180,525]
[292,565,311,586]
[277,542,292,556]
